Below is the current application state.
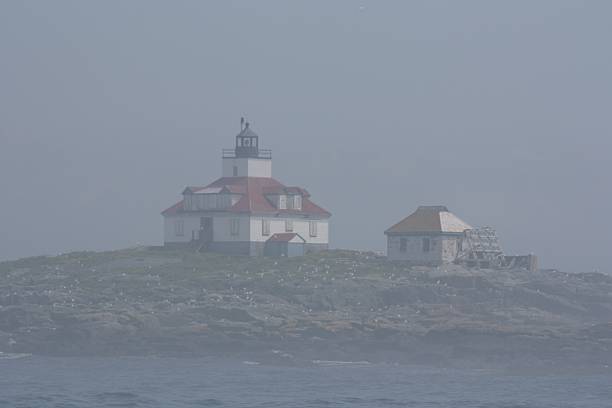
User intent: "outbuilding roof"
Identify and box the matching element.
[266,233,306,243]
[385,206,472,235]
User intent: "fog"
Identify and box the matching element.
[1,1,611,272]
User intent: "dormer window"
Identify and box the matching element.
[264,190,303,211]
[278,195,287,210]
[183,187,240,211]
[183,194,193,211]
[286,195,302,210]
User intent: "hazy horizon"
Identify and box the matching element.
[1,1,611,272]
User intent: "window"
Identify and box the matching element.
[400,238,407,252]
[294,195,302,210]
[222,195,231,208]
[183,195,193,211]
[287,195,294,210]
[278,195,287,209]
[309,221,318,237]
[285,220,293,232]
[174,219,184,236]
[422,238,430,253]
[262,219,271,236]
[230,219,240,236]
[196,194,204,210]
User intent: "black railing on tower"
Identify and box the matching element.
[222,149,272,159]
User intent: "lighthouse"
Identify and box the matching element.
[162,120,331,256]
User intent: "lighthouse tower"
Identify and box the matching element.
[222,121,272,178]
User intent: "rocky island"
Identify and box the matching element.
[1,248,611,369]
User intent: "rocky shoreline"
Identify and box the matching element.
[1,248,611,369]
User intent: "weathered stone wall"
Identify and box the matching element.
[440,236,462,263]
[387,234,461,265]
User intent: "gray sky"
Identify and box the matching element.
[1,1,611,272]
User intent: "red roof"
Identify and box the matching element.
[161,201,183,216]
[162,177,331,217]
[262,186,309,196]
[266,233,306,243]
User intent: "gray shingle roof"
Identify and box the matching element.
[385,206,472,234]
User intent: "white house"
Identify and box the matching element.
[162,121,331,256]
[385,206,472,265]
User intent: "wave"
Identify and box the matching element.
[0,352,32,360]
[312,360,371,366]
[191,399,224,406]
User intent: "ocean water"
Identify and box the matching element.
[0,356,611,407]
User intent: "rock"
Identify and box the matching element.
[0,247,611,368]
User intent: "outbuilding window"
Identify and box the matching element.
[422,238,430,252]
[285,220,293,232]
[400,238,407,252]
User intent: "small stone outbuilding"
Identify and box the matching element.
[385,206,472,265]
